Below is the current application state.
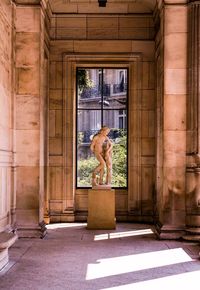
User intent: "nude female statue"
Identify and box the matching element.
[90,126,112,186]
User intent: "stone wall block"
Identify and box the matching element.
[132,41,155,60]
[49,166,63,200]
[16,130,40,166]
[16,95,40,130]
[165,6,187,35]
[57,16,86,28]
[49,137,63,155]
[56,28,86,40]
[16,66,40,95]
[141,111,155,138]
[49,89,63,109]
[88,17,118,28]
[73,40,132,53]
[16,166,39,209]
[88,28,118,40]
[15,32,40,66]
[164,94,186,130]
[164,130,186,155]
[164,33,187,69]
[141,138,155,156]
[119,28,149,40]
[119,17,149,28]
[55,110,63,137]
[15,7,40,32]
[142,90,155,110]
[165,69,186,95]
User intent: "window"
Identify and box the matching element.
[119,109,127,129]
[76,68,128,188]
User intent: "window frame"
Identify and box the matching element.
[75,66,129,189]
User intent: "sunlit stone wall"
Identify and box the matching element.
[0,0,13,233]
[48,7,156,222]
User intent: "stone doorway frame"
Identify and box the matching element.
[49,52,152,222]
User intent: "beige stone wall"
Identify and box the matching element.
[0,0,13,232]
[14,3,48,236]
[154,2,188,238]
[48,35,155,222]
[50,15,154,40]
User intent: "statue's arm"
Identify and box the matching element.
[90,137,96,152]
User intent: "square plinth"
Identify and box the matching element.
[87,189,116,230]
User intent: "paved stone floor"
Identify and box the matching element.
[0,223,200,290]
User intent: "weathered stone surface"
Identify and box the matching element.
[0,0,197,242]
[0,232,18,250]
[16,66,40,95]
[16,95,40,130]
[15,7,40,32]
[16,166,39,209]
[87,189,116,230]
[15,32,40,66]
[0,0,12,238]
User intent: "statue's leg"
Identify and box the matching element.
[92,171,97,186]
[106,165,112,185]
[94,153,106,185]
[99,167,104,185]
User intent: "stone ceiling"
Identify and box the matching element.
[48,0,157,14]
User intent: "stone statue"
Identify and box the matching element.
[90,126,113,187]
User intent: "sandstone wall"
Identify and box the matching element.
[0,0,13,232]
[14,2,48,237]
[48,12,156,222]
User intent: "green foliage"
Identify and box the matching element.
[77,135,127,187]
[77,157,98,187]
[77,69,94,93]
[77,132,84,145]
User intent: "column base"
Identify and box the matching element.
[17,221,46,238]
[182,227,200,242]
[155,223,185,239]
[0,232,18,271]
[87,189,116,230]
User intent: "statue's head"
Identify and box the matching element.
[100,126,110,136]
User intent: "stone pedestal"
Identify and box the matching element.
[87,189,116,230]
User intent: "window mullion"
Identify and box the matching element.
[101,68,104,127]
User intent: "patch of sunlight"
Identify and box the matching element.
[94,229,154,240]
[46,223,87,229]
[86,248,193,280]
[101,270,200,290]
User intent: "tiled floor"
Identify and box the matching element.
[0,223,200,290]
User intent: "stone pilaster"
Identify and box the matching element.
[14,2,46,238]
[185,2,200,241]
[157,3,188,239]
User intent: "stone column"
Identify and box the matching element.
[185,2,200,240]
[158,2,188,239]
[14,1,46,237]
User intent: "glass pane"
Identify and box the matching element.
[77,110,101,187]
[77,68,102,109]
[103,110,127,187]
[103,69,128,110]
